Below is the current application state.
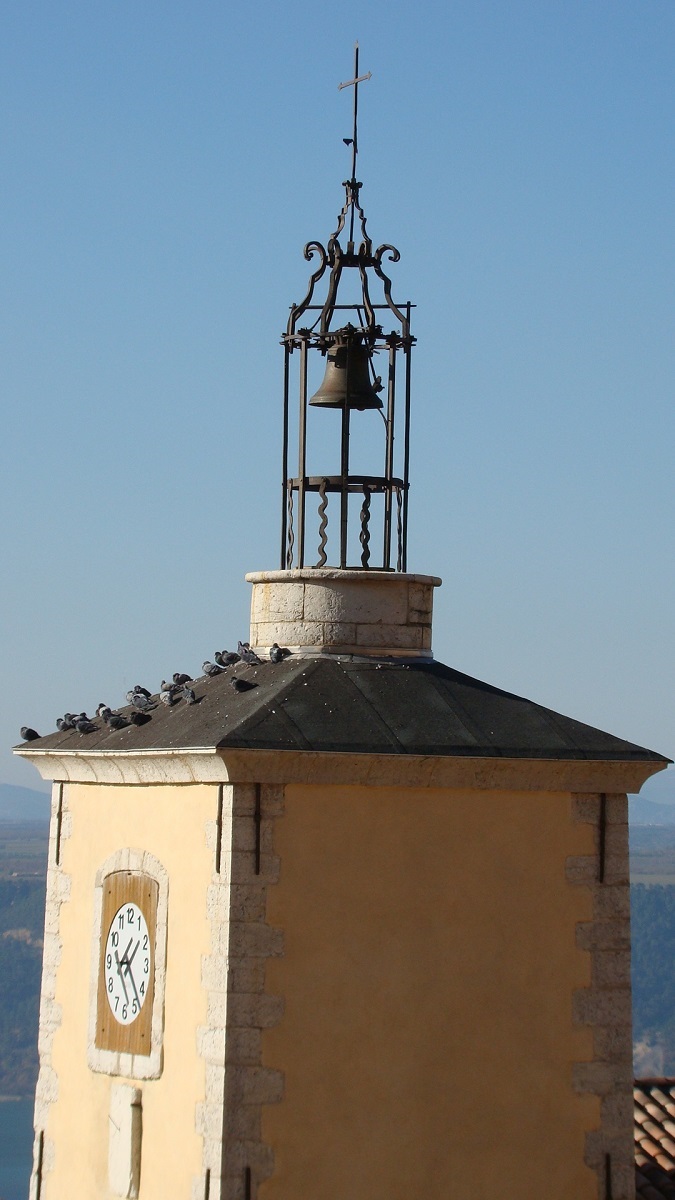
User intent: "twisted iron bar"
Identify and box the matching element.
[286,484,295,569]
[316,479,328,567]
[395,487,403,572]
[359,483,372,568]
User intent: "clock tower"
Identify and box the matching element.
[16,50,669,1200]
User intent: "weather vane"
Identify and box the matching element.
[338,43,371,244]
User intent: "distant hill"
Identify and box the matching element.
[630,796,675,826]
[0,784,50,823]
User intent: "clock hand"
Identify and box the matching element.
[114,949,130,1005]
[126,940,140,971]
[125,944,142,1007]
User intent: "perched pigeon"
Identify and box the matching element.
[159,689,176,707]
[130,692,152,712]
[134,685,152,699]
[202,661,224,678]
[215,650,240,668]
[56,718,70,733]
[181,686,197,705]
[269,642,291,664]
[61,713,76,729]
[160,680,174,692]
[75,718,97,734]
[129,711,151,726]
[173,673,192,686]
[20,727,40,742]
[238,641,262,665]
[97,705,113,723]
[107,714,129,730]
[230,677,256,693]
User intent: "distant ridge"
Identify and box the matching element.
[0,783,50,823]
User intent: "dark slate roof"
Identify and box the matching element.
[15,657,667,761]
[635,1081,675,1199]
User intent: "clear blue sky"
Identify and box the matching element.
[2,0,673,798]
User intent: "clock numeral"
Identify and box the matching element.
[121,1003,128,1020]
[106,954,112,969]
[111,932,119,948]
[118,913,124,929]
[140,981,145,996]
[132,999,138,1015]
[143,958,149,974]
[114,995,119,1011]
[108,977,113,993]
[143,935,148,951]
[127,907,134,924]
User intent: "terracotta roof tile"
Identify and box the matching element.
[636,1081,675,1200]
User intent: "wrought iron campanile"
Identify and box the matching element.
[281,46,415,572]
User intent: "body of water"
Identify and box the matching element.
[0,1099,33,1200]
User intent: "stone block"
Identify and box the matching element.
[592,949,631,989]
[594,886,631,921]
[225,1065,283,1106]
[227,993,284,1029]
[250,581,305,623]
[227,960,267,993]
[573,1061,632,1095]
[202,955,228,992]
[576,920,630,952]
[197,1027,227,1064]
[223,1102,261,1141]
[355,622,422,649]
[225,1027,262,1065]
[565,855,597,884]
[302,578,408,625]
[573,988,632,1028]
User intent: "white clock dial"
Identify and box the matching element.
[104,901,151,1026]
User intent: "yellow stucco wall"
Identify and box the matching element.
[43,781,215,1200]
[261,784,600,1200]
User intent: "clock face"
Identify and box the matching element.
[104,901,151,1026]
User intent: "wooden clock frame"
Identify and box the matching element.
[88,849,168,1081]
[95,871,158,1056]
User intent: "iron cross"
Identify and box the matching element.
[338,42,372,185]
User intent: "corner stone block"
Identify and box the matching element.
[250,581,305,623]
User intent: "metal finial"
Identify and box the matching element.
[337,42,372,244]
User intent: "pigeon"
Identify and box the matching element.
[173,673,192,686]
[129,712,151,726]
[61,713,76,729]
[134,685,152,699]
[107,714,129,730]
[160,680,174,692]
[159,689,176,707]
[56,718,70,733]
[20,727,40,742]
[75,718,97,734]
[129,692,152,712]
[215,650,240,668]
[181,686,197,705]
[202,661,224,678]
[97,705,113,723]
[230,677,256,694]
[238,641,262,665]
[269,642,291,663]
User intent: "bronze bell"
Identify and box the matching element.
[309,336,383,410]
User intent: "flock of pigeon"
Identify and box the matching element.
[19,641,292,743]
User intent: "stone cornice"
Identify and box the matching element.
[14,745,668,793]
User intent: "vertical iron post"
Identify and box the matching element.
[383,343,396,568]
[401,303,412,572]
[298,340,308,568]
[280,344,290,568]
